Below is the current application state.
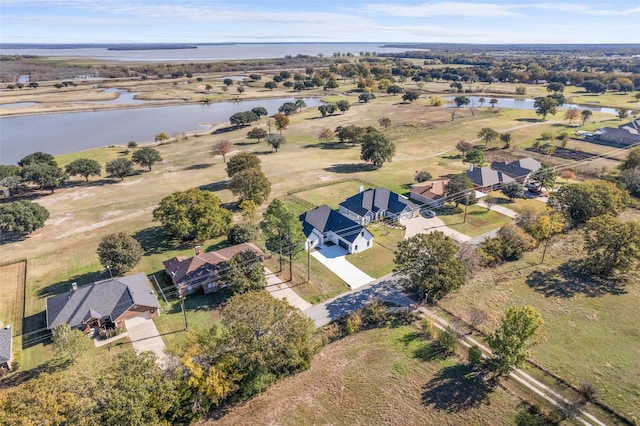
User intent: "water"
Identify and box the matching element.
[443,96,617,115]
[0,97,323,164]
[0,43,417,62]
[0,102,38,108]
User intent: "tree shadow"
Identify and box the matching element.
[413,342,448,362]
[133,226,182,256]
[167,290,231,314]
[253,150,275,155]
[234,141,260,146]
[514,118,540,123]
[212,126,235,134]
[184,163,213,170]
[22,311,49,349]
[198,180,228,192]
[525,260,628,298]
[422,364,495,412]
[323,163,377,174]
[0,231,27,245]
[302,142,351,150]
[37,270,107,299]
[0,357,70,388]
[204,239,231,253]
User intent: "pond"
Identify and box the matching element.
[443,96,617,115]
[0,97,323,164]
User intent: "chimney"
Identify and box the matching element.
[71,282,78,292]
[195,245,202,255]
[469,164,474,172]
[359,185,364,193]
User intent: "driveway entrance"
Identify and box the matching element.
[124,316,166,364]
[310,245,374,289]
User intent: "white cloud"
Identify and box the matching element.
[365,2,521,18]
[519,2,640,16]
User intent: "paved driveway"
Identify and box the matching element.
[264,267,312,311]
[304,274,413,327]
[310,245,374,289]
[404,216,471,243]
[125,316,166,364]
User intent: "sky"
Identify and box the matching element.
[1,0,639,45]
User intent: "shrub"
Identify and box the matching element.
[418,317,436,339]
[540,132,553,141]
[345,313,362,335]
[362,300,387,325]
[438,326,459,354]
[414,170,433,183]
[559,170,577,180]
[468,345,482,367]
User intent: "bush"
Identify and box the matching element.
[362,300,387,325]
[414,170,432,183]
[468,345,482,367]
[481,223,536,266]
[345,313,362,335]
[559,170,577,180]
[540,132,553,141]
[418,317,436,339]
[438,326,459,354]
[227,224,258,245]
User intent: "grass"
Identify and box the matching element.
[346,222,405,278]
[0,261,24,330]
[438,204,514,236]
[207,326,523,425]
[293,179,372,210]
[439,210,640,421]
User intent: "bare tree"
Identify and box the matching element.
[457,242,481,276]
[212,139,233,163]
[467,308,489,331]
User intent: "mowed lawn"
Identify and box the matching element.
[437,204,514,237]
[293,179,372,210]
[0,261,24,330]
[439,210,640,421]
[207,327,523,426]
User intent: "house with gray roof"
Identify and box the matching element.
[300,205,373,254]
[46,273,160,332]
[594,119,640,147]
[466,164,515,192]
[0,325,13,371]
[163,242,265,296]
[338,187,420,225]
[491,157,542,183]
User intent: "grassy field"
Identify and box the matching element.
[0,261,24,331]
[437,204,514,236]
[292,179,373,210]
[206,326,526,426]
[438,210,640,421]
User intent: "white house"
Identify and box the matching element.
[300,205,373,254]
[338,187,420,225]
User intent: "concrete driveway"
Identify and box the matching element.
[125,316,166,364]
[404,216,471,243]
[264,267,312,311]
[310,244,374,289]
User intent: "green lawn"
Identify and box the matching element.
[437,204,514,236]
[346,244,395,278]
[293,179,372,210]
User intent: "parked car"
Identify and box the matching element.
[423,210,436,218]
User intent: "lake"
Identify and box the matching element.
[0,97,323,165]
[0,43,419,62]
[443,96,617,115]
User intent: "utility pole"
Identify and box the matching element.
[180,290,188,331]
[307,245,310,282]
[463,193,469,223]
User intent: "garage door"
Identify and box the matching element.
[338,239,349,250]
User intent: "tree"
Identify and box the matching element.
[455,140,474,159]
[546,82,565,94]
[336,125,366,144]
[154,132,169,143]
[414,170,432,183]
[211,139,233,162]
[318,104,336,117]
[223,78,233,86]
[478,97,486,107]
[438,327,459,353]
[0,200,49,234]
[105,158,134,180]
[227,223,259,245]
[565,108,580,126]
[226,152,261,178]
[548,180,626,226]
[489,98,498,108]
[487,306,544,375]
[0,165,21,179]
[616,107,630,120]
[582,79,606,94]
[264,81,277,90]
[402,91,419,103]
[229,168,271,205]
[18,151,57,167]
[278,102,297,115]
[500,132,512,148]
[64,158,101,182]
[97,232,143,276]
[378,116,391,131]
[465,149,485,166]
[205,84,212,92]
[580,109,593,126]
[249,74,262,81]
[132,147,162,171]
[127,141,138,151]
[529,164,556,190]
[533,96,558,120]
[360,130,396,167]
[336,99,351,113]
[478,127,499,146]
[480,223,536,265]
[21,163,67,192]
[260,199,304,262]
[468,345,482,367]
[430,96,443,106]
[582,215,640,278]
[230,111,258,128]
[386,85,403,95]
[620,147,640,171]
[501,182,525,201]
[454,95,470,108]
[393,232,466,300]
[0,175,24,198]
[265,134,286,152]
[318,128,335,143]
[52,323,90,364]
[153,188,232,240]
[219,291,315,396]
[219,250,266,294]
[246,127,267,143]
[295,99,306,112]
[273,113,289,134]
[251,107,268,119]
[619,167,640,197]
[445,174,476,206]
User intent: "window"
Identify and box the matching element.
[355,245,358,251]
[361,231,364,236]
[367,241,370,246]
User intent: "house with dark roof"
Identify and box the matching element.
[0,326,13,371]
[46,273,160,332]
[594,119,640,147]
[163,242,264,296]
[338,188,420,225]
[300,205,373,254]
[466,165,515,192]
[410,178,450,207]
[491,157,542,183]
